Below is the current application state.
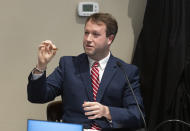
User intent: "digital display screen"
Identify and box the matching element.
[83,4,93,12]
[27,119,83,131]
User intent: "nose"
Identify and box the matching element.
[86,34,92,42]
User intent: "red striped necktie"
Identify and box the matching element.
[91,62,100,101]
[91,62,101,130]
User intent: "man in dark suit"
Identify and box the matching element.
[27,13,144,130]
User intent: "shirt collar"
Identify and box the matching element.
[88,52,111,71]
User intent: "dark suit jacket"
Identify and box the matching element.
[27,53,144,129]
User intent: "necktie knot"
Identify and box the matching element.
[93,61,99,68]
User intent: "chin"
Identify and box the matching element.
[85,52,93,56]
[85,51,95,57]
[85,49,94,55]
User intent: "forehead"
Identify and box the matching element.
[85,20,106,31]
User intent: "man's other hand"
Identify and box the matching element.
[82,101,111,120]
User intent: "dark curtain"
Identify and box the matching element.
[132,0,190,131]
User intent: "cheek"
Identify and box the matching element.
[83,37,86,44]
[96,39,108,47]
[83,36,86,41]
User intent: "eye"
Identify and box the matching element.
[84,31,89,35]
[93,32,100,37]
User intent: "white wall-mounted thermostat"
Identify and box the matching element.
[78,2,99,17]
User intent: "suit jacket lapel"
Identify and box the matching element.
[79,54,94,101]
[96,55,117,102]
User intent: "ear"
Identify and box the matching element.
[107,35,115,45]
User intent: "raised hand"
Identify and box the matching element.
[37,40,57,70]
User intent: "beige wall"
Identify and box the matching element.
[0,0,146,131]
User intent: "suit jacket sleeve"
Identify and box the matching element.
[27,58,64,103]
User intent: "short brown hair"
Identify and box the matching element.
[85,13,118,38]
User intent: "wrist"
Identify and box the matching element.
[33,65,46,74]
[103,106,111,120]
[36,64,47,71]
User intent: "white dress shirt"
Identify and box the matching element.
[88,52,110,82]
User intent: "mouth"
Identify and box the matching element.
[85,44,93,48]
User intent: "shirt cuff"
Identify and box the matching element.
[31,71,44,80]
